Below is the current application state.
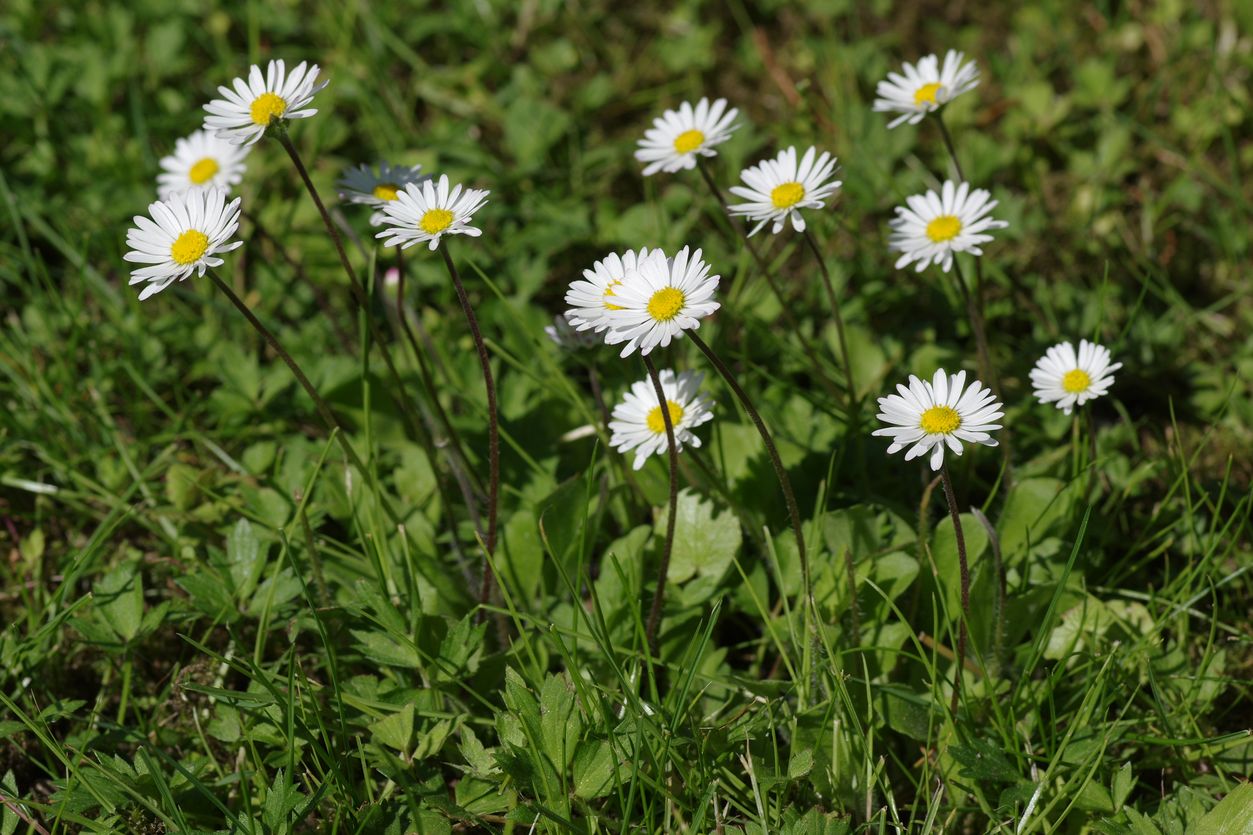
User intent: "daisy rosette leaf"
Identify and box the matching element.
[124,187,243,301]
[610,369,715,470]
[564,248,658,335]
[873,369,1003,471]
[728,145,842,236]
[203,59,329,146]
[604,247,721,357]
[338,162,431,227]
[889,180,1008,273]
[374,175,489,252]
[156,129,249,200]
[873,50,980,129]
[1031,339,1122,415]
[635,97,739,177]
[545,313,601,351]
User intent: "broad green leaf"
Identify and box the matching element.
[1194,782,1253,835]
[94,562,143,643]
[930,512,989,613]
[664,489,742,584]
[573,739,616,799]
[370,703,415,752]
[226,518,265,601]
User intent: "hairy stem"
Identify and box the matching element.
[641,355,678,662]
[801,226,857,405]
[939,461,970,716]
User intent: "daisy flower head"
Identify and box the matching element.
[564,248,657,335]
[338,162,431,226]
[873,369,1003,471]
[124,187,243,301]
[604,247,721,357]
[635,97,739,177]
[727,146,842,236]
[156,130,249,200]
[374,175,489,252]
[1030,339,1122,415]
[873,50,980,129]
[203,59,329,146]
[545,313,601,350]
[610,369,715,470]
[888,180,1008,273]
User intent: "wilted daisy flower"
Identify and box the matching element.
[604,247,721,357]
[1030,340,1122,415]
[545,313,601,350]
[156,130,249,200]
[873,369,1003,471]
[564,248,658,335]
[124,187,243,301]
[873,50,980,129]
[635,97,739,177]
[888,180,1007,273]
[610,369,714,470]
[375,175,489,251]
[203,59,328,146]
[338,162,430,226]
[727,146,842,236]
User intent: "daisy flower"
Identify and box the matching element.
[545,313,601,350]
[374,175,489,251]
[604,247,721,357]
[873,50,980,129]
[873,369,1003,471]
[203,59,329,146]
[635,97,739,177]
[564,248,658,334]
[338,161,430,226]
[1030,340,1122,415]
[610,369,715,470]
[124,187,243,301]
[888,180,1008,273]
[727,146,842,236]
[156,130,249,200]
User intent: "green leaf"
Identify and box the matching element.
[370,703,416,752]
[664,489,742,585]
[1112,762,1135,810]
[997,477,1068,561]
[351,630,421,669]
[1194,782,1253,835]
[94,562,143,643]
[226,517,265,601]
[930,512,989,613]
[177,571,237,621]
[573,739,616,799]
[539,674,580,770]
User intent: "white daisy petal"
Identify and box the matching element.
[873,368,1003,471]
[888,180,1008,272]
[202,59,329,146]
[873,49,980,129]
[1031,339,1120,415]
[609,369,715,470]
[634,97,740,177]
[601,247,721,357]
[124,188,243,300]
[374,174,489,252]
[338,162,431,227]
[727,145,842,237]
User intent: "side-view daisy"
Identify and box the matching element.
[338,162,430,226]
[374,175,489,251]
[564,248,657,335]
[156,130,249,200]
[610,369,715,470]
[889,180,1008,273]
[545,313,601,350]
[203,59,329,146]
[728,146,842,236]
[873,50,980,129]
[604,247,721,357]
[635,97,739,177]
[1030,339,1122,415]
[873,368,1003,471]
[124,187,243,301]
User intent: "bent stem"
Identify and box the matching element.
[641,355,678,663]
[800,227,856,407]
[939,461,970,716]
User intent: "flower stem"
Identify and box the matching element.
[935,110,966,182]
[939,461,970,716]
[800,226,857,406]
[951,258,995,390]
[641,355,678,662]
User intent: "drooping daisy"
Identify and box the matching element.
[873,50,980,129]
[124,187,243,301]
[374,175,489,251]
[888,180,1008,273]
[564,248,658,335]
[603,247,721,357]
[545,313,601,350]
[610,369,715,470]
[156,130,249,200]
[634,97,739,177]
[727,146,842,236]
[1030,340,1122,415]
[338,162,430,226]
[203,59,329,146]
[873,369,1003,471]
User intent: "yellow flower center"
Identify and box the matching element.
[919,405,961,434]
[249,92,288,126]
[372,183,400,201]
[673,129,705,154]
[169,229,209,266]
[925,215,963,243]
[419,208,454,235]
[770,181,806,209]
[914,82,943,106]
[603,279,624,311]
[647,287,686,322]
[188,157,219,185]
[646,400,686,434]
[1062,369,1091,394]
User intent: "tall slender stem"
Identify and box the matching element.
[939,461,970,716]
[641,355,678,662]
[934,110,966,182]
[951,259,994,390]
[800,226,857,404]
